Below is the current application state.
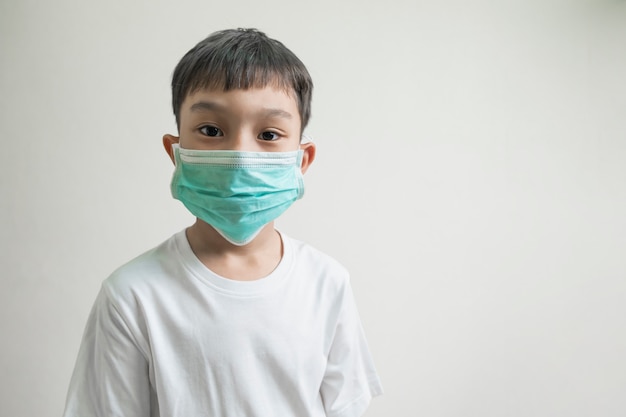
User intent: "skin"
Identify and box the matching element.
[162,86,316,281]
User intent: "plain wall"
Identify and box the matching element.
[1,0,625,416]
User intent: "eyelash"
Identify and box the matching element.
[198,126,281,141]
[199,125,223,137]
[258,131,280,141]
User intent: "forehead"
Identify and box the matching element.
[180,86,300,117]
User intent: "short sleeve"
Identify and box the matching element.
[63,286,152,417]
[320,283,383,417]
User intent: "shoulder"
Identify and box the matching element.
[283,234,351,292]
[101,232,184,305]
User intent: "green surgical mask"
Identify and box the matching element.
[170,144,305,245]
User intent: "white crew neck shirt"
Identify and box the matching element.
[64,230,383,417]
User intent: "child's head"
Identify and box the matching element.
[171,28,313,133]
[164,28,316,246]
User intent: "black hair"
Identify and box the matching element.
[171,28,313,133]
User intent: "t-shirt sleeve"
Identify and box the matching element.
[320,282,383,417]
[63,285,152,417]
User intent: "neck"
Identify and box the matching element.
[185,219,283,281]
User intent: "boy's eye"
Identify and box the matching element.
[199,126,223,137]
[259,131,279,141]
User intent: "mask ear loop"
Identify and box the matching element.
[301,134,313,144]
[171,143,181,166]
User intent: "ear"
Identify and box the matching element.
[299,141,316,174]
[163,134,180,164]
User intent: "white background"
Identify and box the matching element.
[1,0,625,416]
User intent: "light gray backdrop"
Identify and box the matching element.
[1,0,625,416]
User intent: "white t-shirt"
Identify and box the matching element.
[64,230,383,417]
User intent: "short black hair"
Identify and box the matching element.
[171,28,313,133]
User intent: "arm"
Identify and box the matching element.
[63,286,152,417]
[320,282,383,417]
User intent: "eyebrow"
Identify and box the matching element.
[260,108,293,120]
[189,101,293,119]
[189,101,224,113]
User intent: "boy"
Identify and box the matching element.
[64,28,382,417]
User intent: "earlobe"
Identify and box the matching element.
[299,142,316,174]
[163,134,180,164]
